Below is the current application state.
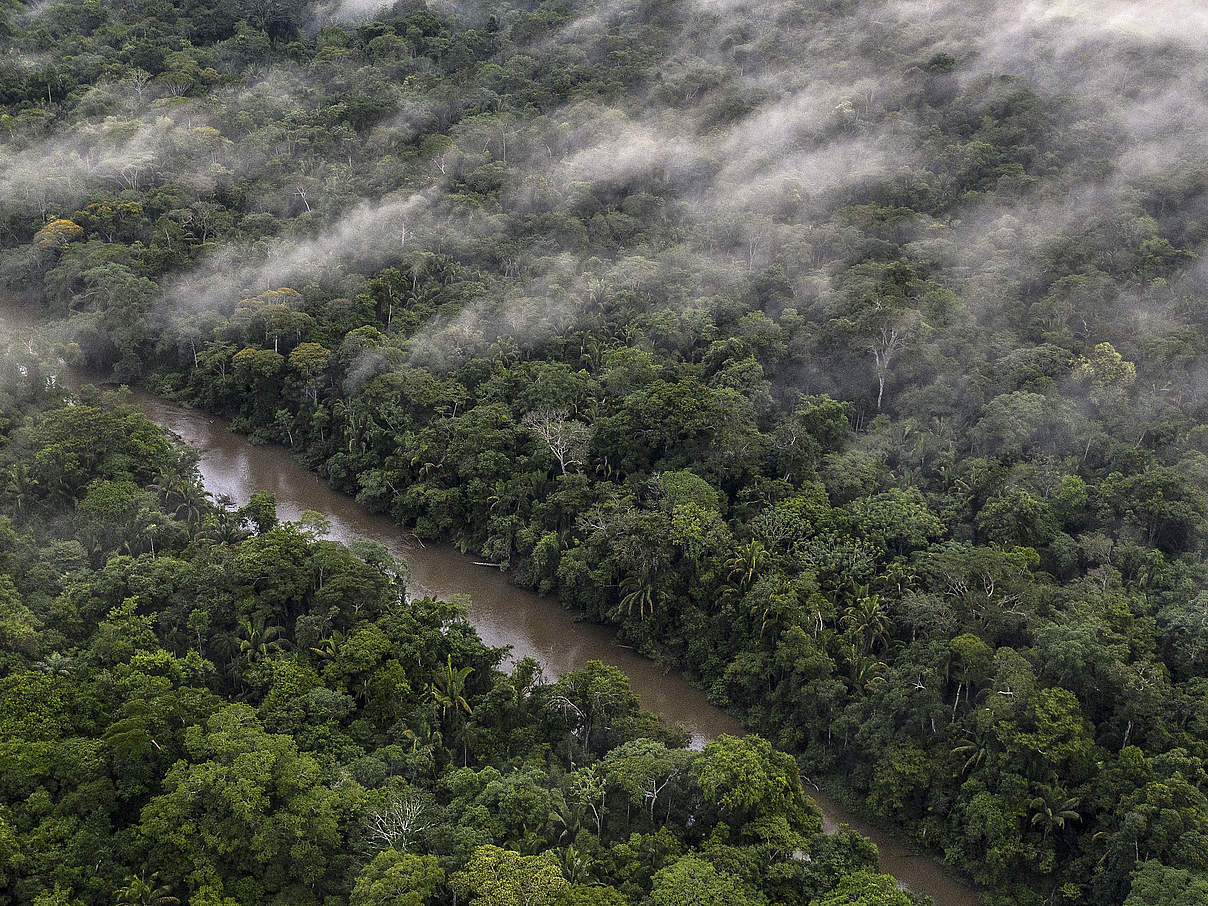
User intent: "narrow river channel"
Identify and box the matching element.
[131,397,982,906]
[1,306,980,906]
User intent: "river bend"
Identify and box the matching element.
[0,306,979,906]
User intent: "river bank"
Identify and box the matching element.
[129,391,982,906]
[0,302,980,905]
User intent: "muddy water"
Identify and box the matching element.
[0,304,979,905]
[134,394,742,745]
[131,396,980,906]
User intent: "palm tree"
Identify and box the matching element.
[114,872,179,906]
[614,574,657,620]
[579,336,605,371]
[427,655,473,723]
[842,594,890,652]
[1029,789,1081,841]
[492,335,521,365]
[125,507,162,558]
[952,737,989,775]
[210,508,247,544]
[402,723,443,755]
[308,631,345,662]
[842,643,887,693]
[548,795,582,844]
[726,540,769,589]
[36,651,75,675]
[428,654,474,764]
[172,481,210,526]
[560,844,592,884]
[4,463,36,512]
[748,576,800,641]
[237,616,286,664]
[152,469,188,506]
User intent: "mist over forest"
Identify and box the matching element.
[3,0,1208,905]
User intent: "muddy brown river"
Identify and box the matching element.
[1,307,980,906]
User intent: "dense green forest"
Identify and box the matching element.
[0,342,924,904]
[3,0,1208,903]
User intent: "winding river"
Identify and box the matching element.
[1,306,980,906]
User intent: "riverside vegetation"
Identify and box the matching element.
[3,0,1208,904]
[0,344,922,905]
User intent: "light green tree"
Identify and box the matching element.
[351,849,443,906]
[451,845,569,906]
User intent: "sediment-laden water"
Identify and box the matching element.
[0,304,980,905]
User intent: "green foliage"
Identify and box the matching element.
[451,846,569,906]
[1122,861,1208,906]
[0,383,880,906]
[350,850,443,906]
[693,735,820,836]
[812,870,923,906]
[3,0,1208,902]
[648,856,761,906]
